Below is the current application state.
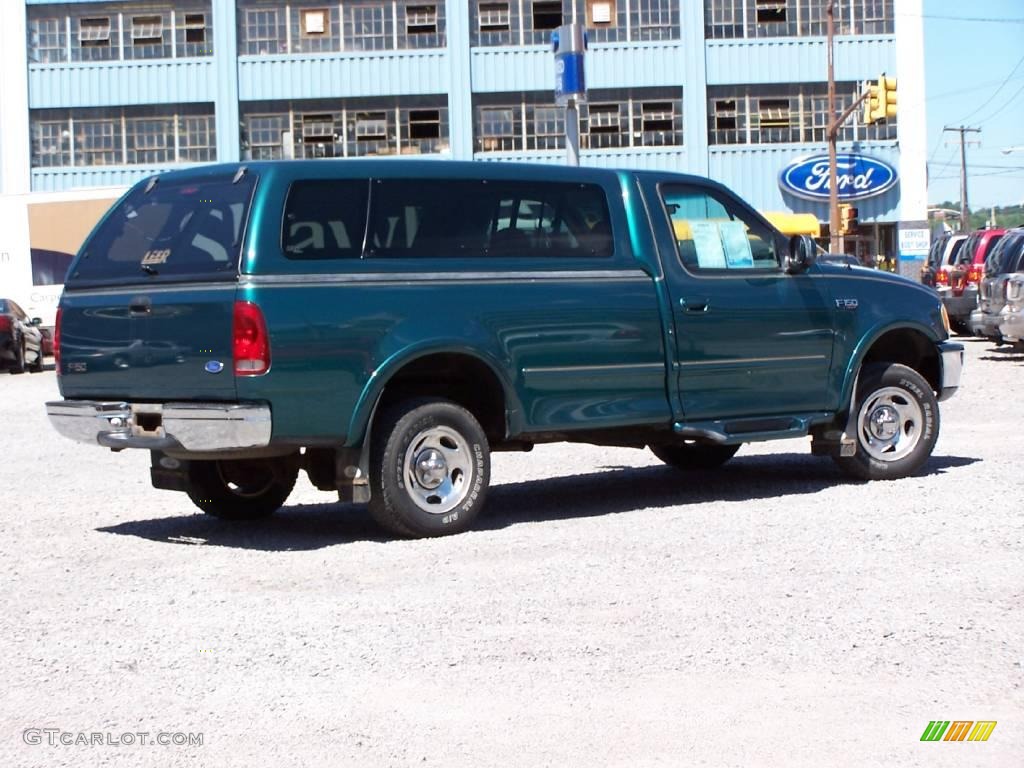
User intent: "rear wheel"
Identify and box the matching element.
[833,363,939,481]
[369,399,490,538]
[650,441,740,471]
[186,456,298,520]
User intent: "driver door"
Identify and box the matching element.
[645,181,836,421]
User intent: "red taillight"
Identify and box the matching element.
[53,307,62,374]
[967,266,983,284]
[233,300,270,376]
[0,316,10,333]
[936,269,950,286]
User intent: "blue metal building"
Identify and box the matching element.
[1,0,928,265]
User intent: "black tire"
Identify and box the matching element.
[9,339,26,374]
[833,363,939,481]
[186,456,298,520]
[650,441,740,471]
[369,398,490,538]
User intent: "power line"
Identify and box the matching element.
[953,51,1024,124]
[908,14,1024,23]
[928,75,1024,102]
[973,79,1024,127]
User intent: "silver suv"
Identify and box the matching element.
[970,229,1024,342]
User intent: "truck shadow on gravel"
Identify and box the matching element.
[96,453,979,551]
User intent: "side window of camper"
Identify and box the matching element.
[365,178,615,259]
[282,179,369,259]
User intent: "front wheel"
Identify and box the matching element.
[833,363,939,481]
[186,456,299,520]
[369,399,490,538]
[650,441,740,471]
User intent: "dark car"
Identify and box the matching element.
[921,232,967,288]
[969,229,1024,341]
[39,327,54,357]
[0,298,45,374]
[942,228,1006,334]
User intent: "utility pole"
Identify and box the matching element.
[827,1,839,252]
[943,125,980,232]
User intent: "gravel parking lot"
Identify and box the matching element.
[1,340,1021,768]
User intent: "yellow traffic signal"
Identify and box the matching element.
[881,75,897,120]
[864,81,882,125]
[865,75,897,125]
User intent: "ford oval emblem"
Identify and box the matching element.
[204,360,224,374]
[779,153,898,202]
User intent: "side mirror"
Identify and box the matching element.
[786,235,817,274]
[30,317,43,326]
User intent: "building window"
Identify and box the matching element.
[472,0,677,45]
[631,0,677,41]
[179,115,217,162]
[582,103,624,148]
[243,8,286,54]
[31,106,217,168]
[125,117,174,164]
[478,107,519,152]
[78,17,111,46]
[126,13,172,59]
[705,0,894,39]
[528,105,564,150]
[347,4,391,51]
[289,5,340,52]
[75,120,121,166]
[400,2,446,47]
[298,113,338,157]
[245,114,289,159]
[707,83,898,145]
[28,17,66,63]
[32,121,70,166]
[177,11,213,56]
[404,108,443,152]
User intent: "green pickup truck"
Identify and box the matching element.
[46,160,963,537]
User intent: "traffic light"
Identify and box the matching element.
[881,75,897,120]
[864,81,881,125]
[838,204,859,235]
[864,75,898,125]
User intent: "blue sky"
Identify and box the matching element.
[924,0,1024,208]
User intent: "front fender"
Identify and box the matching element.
[837,320,943,412]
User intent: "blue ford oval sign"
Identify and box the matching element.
[779,154,898,202]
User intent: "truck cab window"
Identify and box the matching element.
[661,186,778,271]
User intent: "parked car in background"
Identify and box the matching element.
[999,270,1024,345]
[969,228,1024,342]
[0,298,45,374]
[39,327,54,357]
[941,228,1006,334]
[922,232,967,288]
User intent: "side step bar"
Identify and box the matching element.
[672,411,834,446]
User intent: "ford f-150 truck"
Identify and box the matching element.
[46,161,963,537]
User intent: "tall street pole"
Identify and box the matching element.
[827,1,840,253]
[943,125,981,232]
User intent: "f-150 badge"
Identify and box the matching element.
[835,298,859,310]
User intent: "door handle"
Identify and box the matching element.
[681,297,709,313]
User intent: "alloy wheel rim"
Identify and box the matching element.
[403,426,473,514]
[857,386,924,462]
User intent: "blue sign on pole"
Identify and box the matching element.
[552,24,586,107]
[778,154,898,202]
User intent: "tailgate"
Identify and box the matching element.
[58,170,256,401]
[59,285,237,400]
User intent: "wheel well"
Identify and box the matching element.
[860,328,941,392]
[376,353,508,442]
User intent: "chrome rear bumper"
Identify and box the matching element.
[46,400,272,451]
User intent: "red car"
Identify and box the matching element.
[942,228,1006,334]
